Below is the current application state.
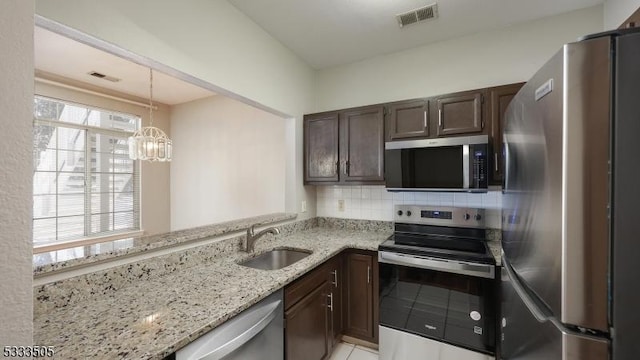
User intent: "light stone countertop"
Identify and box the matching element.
[33,212,297,275]
[487,240,502,266]
[33,227,391,360]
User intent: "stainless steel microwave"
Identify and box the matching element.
[384,135,489,192]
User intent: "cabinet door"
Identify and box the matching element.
[327,256,343,349]
[344,252,375,341]
[387,99,429,140]
[436,92,484,136]
[340,106,385,183]
[489,83,524,184]
[304,113,340,184]
[285,282,330,360]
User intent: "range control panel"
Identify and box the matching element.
[394,205,486,228]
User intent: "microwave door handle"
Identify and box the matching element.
[462,144,470,189]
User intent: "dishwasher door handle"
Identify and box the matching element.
[179,297,282,360]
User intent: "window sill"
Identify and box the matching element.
[33,230,145,254]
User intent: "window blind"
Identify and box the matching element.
[33,96,141,247]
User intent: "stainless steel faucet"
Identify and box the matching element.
[244,224,280,252]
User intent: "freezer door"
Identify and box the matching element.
[502,35,611,331]
[501,265,609,360]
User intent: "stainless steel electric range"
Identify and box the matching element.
[378,205,496,360]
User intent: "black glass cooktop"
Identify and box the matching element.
[379,223,495,264]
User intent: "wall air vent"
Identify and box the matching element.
[88,71,121,82]
[397,3,438,28]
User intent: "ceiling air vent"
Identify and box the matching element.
[88,71,121,83]
[397,3,438,28]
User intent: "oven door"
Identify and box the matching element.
[378,251,496,355]
[384,135,488,191]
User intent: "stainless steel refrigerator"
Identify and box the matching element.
[501,28,640,360]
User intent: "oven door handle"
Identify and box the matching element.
[378,251,495,279]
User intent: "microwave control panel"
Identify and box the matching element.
[471,146,488,188]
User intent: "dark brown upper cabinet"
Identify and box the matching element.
[341,106,385,183]
[436,90,485,136]
[343,251,378,343]
[386,99,429,140]
[488,83,524,184]
[304,82,525,186]
[304,106,384,185]
[304,112,340,183]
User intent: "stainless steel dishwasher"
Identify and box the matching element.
[176,290,283,360]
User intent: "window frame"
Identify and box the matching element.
[32,95,143,253]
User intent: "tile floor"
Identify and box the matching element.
[328,342,379,360]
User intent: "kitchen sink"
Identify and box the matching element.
[239,248,312,270]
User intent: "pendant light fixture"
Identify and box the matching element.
[128,68,172,162]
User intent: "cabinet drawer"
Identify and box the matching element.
[285,262,329,310]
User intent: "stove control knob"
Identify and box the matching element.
[407,211,412,216]
[475,214,482,221]
[464,213,471,221]
[397,210,403,216]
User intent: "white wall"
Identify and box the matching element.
[315,5,603,112]
[313,6,603,227]
[0,0,34,346]
[35,75,172,235]
[604,0,640,29]
[317,186,502,229]
[35,0,317,220]
[170,96,286,230]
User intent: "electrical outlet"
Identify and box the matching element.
[338,199,345,212]
[301,200,307,212]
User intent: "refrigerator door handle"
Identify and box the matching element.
[503,254,549,322]
[503,136,510,191]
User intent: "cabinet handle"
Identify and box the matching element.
[327,293,333,312]
[331,270,338,287]
[335,160,339,175]
[367,266,371,284]
[345,161,350,175]
[494,153,499,172]
[423,110,428,130]
[438,109,442,127]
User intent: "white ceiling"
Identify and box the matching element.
[34,27,214,105]
[229,0,604,69]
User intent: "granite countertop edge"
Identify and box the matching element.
[33,212,298,276]
[34,227,391,360]
[161,241,382,359]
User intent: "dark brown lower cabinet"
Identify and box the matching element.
[327,255,343,349]
[343,251,378,343]
[285,282,330,360]
[285,255,344,360]
[284,251,378,360]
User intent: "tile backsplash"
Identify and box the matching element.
[316,185,502,228]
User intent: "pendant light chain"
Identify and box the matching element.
[127,68,173,162]
[149,68,154,127]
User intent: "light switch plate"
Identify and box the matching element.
[338,199,345,212]
[301,200,307,212]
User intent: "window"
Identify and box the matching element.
[33,96,141,248]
